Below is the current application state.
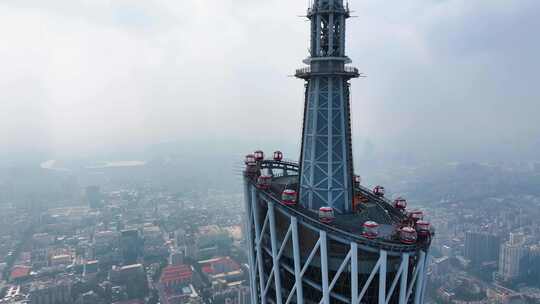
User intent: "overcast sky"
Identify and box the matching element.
[1,0,539,163]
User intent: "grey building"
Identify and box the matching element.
[465,232,501,266]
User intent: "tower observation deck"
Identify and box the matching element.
[243,1,433,303]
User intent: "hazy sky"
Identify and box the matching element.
[1,0,539,162]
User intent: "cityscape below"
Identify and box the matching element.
[0,158,539,303]
[1,0,540,304]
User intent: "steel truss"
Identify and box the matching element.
[244,183,429,304]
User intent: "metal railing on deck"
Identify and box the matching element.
[295,66,359,76]
[248,159,426,253]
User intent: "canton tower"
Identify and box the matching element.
[243,1,433,303]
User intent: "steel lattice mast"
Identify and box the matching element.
[242,1,432,303]
[296,0,360,213]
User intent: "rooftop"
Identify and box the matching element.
[199,257,241,275]
[269,175,402,240]
[10,266,31,280]
[160,264,193,284]
[246,158,433,252]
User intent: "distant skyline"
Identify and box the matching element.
[1,0,539,162]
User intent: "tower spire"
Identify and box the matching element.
[296,0,359,213]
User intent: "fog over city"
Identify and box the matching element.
[2,1,540,304]
[2,0,539,165]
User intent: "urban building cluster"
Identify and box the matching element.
[2,159,539,304]
[413,162,540,303]
[0,185,249,304]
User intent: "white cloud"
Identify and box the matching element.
[0,0,539,161]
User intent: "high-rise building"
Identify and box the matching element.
[242,1,433,303]
[110,264,149,299]
[169,249,185,265]
[86,186,102,209]
[465,232,501,266]
[498,233,528,282]
[29,279,73,304]
[120,229,142,264]
[527,244,540,283]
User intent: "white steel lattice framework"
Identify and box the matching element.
[244,181,430,304]
[243,0,432,303]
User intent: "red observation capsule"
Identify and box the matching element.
[400,226,418,244]
[362,221,379,239]
[373,185,386,197]
[281,189,297,206]
[416,220,431,237]
[318,207,335,224]
[273,151,283,161]
[393,197,407,210]
[245,154,256,165]
[256,175,272,190]
[254,150,264,161]
[244,154,258,174]
[409,210,424,222]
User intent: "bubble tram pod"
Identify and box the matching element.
[242,1,433,304]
